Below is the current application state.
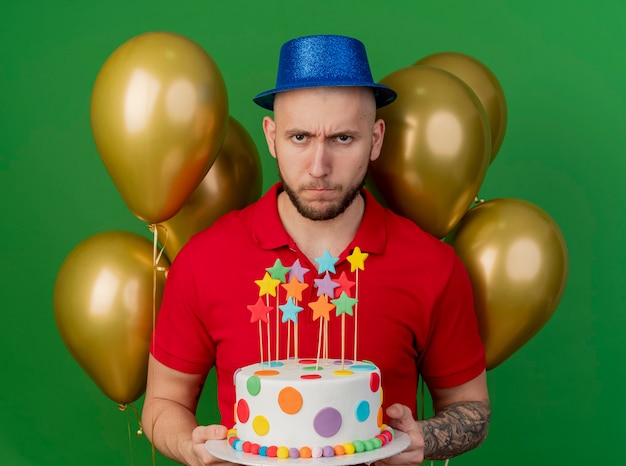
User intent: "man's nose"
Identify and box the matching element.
[309,141,330,177]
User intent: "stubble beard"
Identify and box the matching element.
[280,172,367,221]
[276,151,369,221]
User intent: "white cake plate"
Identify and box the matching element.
[205,431,410,465]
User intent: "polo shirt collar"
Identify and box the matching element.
[251,183,291,250]
[352,187,387,256]
[252,183,387,256]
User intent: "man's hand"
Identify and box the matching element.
[376,403,425,465]
[144,357,241,465]
[190,424,238,466]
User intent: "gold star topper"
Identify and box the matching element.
[255,272,281,297]
[347,246,368,272]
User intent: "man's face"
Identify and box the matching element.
[263,87,385,221]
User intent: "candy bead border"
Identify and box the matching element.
[226,425,395,459]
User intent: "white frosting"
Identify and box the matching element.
[234,358,383,450]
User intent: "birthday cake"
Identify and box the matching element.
[228,248,395,459]
[229,358,393,459]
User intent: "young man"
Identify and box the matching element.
[143,34,490,466]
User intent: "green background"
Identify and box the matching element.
[1,0,623,464]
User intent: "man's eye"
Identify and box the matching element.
[336,135,352,143]
[292,134,307,142]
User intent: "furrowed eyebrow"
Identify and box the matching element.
[285,129,314,137]
[327,130,359,139]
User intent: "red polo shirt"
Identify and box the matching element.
[151,183,485,427]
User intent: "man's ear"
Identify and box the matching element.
[262,116,277,159]
[370,118,385,162]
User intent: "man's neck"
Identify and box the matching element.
[277,191,365,262]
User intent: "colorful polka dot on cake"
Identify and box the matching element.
[252,415,269,435]
[246,375,261,395]
[236,399,249,423]
[355,400,370,421]
[370,372,380,391]
[278,386,302,414]
[313,407,342,437]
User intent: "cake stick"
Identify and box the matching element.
[286,318,291,362]
[324,309,329,361]
[254,271,281,366]
[258,320,264,367]
[310,293,333,368]
[341,313,346,370]
[275,292,279,362]
[295,321,299,361]
[266,295,271,364]
[248,297,273,366]
[346,247,367,362]
[316,315,323,370]
[326,292,331,362]
[354,268,359,362]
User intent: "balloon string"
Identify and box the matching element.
[151,225,158,342]
[118,403,143,466]
[148,224,169,273]
[118,403,144,436]
[123,406,135,466]
[147,224,170,346]
[146,224,168,466]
